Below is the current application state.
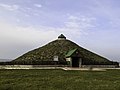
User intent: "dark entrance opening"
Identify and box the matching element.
[72,57,79,67]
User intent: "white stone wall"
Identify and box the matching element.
[0,65,118,69]
[66,58,71,61]
[0,65,68,69]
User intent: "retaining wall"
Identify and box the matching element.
[0,65,68,69]
[0,65,118,69]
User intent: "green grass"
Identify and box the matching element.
[0,69,120,90]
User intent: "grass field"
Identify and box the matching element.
[0,69,120,90]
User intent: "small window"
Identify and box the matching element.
[54,56,58,61]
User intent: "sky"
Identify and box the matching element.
[0,0,120,62]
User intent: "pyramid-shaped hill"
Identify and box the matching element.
[13,34,113,65]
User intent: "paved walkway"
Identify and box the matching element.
[62,67,106,71]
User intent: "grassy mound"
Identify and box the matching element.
[12,39,113,65]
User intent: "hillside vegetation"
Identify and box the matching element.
[13,39,114,65]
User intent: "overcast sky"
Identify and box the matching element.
[0,0,120,62]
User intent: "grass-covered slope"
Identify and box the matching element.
[13,39,112,65]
